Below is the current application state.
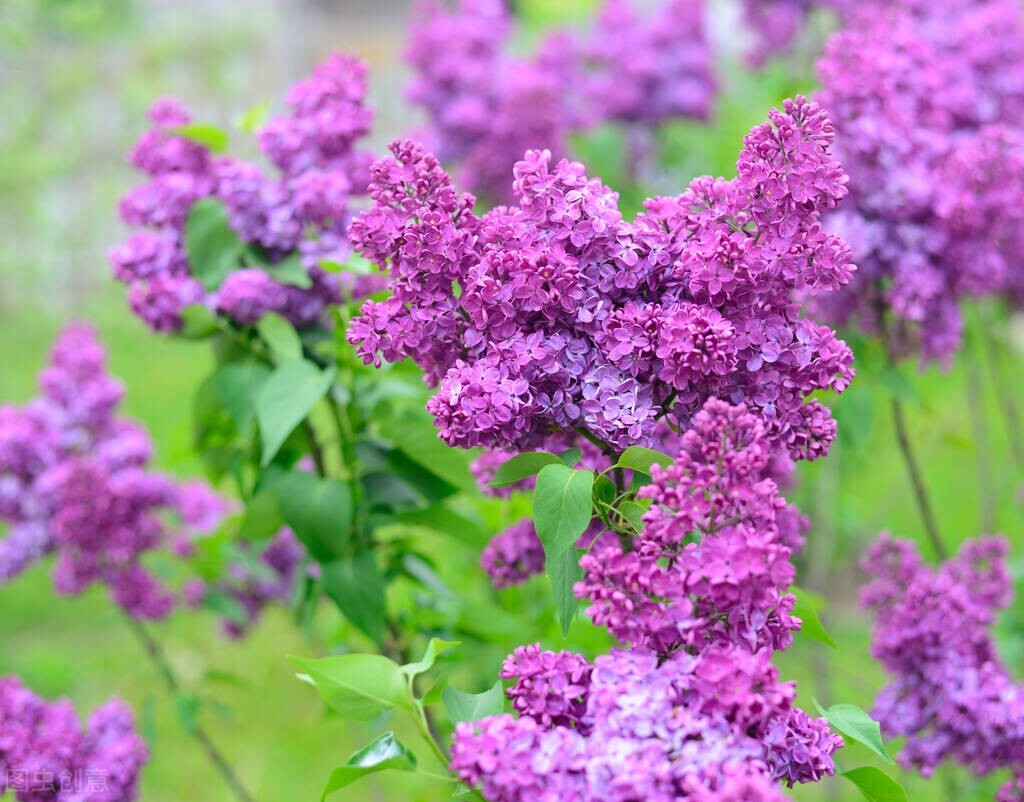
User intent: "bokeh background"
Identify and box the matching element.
[2,1,1023,800]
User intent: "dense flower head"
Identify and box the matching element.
[113,52,382,333]
[815,0,1024,364]
[0,676,147,802]
[452,401,837,799]
[349,98,854,461]
[0,324,227,618]
[453,646,839,801]
[578,400,803,656]
[184,527,305,638]
[862,534,1024,782]
[404,0,714,201]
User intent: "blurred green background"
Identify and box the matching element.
[1,1,1023,800]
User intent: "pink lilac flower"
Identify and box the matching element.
[349,98,854,461]
[0,324,227,618]
[815,0,1024,364]
[0,676,147,802]
[452,400,838,798]
[863,533,1024,793]
[113,53,383,333]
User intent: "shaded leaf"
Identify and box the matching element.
[256,360,336,466]
[402,638,459,680]
[184,198,244,290]
[488,452,561,488]
[273,471,353,563]
[257,313,302,364]
[321,553,387,644]
[614,446,674,475]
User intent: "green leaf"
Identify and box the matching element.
[178,304,218,339]
[841,767,909,802]
[533,464,594,634]
[791,586,837,649]
[558,448,582,467]
[377,418,476,492]
[292,654,414,721]
[835,387,875,453]
[257,313,302,364]
[617,500,650,534]
[216,360,272,430]
[202,589,250,626]
[184,198,245,290]
[236,492,284,541]
[614,446,673,475]
[256,360,336,466]
[236,100,271,135]
[175,694,199,734]
[442,680,505,724]
[878,368,921,406]
[533,465,595,558]
[321,553,387,644]
[815,701,894,765]
[272,471,353,562]
[393,504,486,545]
[550,548,583,635]
[488,452,562,488]
[402,638,459,680]
[169,122,229,152]
[320,732,417,800]
[262,252,313,289]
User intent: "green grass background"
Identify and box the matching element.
[2,2,1023,800]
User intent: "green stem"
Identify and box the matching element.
[123,615,256,802]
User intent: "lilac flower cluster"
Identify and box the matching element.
[0,676,147,802]
[404,0,572,204]
[184,527,305,638]
[451,400,840,800]
[112,53,383,333]
[815,0,1024,364]
[862,533,1024,798]
[404,0,714,201]
[349,98,854,460]
[0,324,225,618]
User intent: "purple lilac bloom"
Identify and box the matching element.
[815,0,1024,364]
[863,533,1024,797]
[572,0,714,129]
[404,0,714,201]
[186,527,305,638]
[451,400,840,799]
[349,98,854,461]
[112,53,379,332]
[0,324,228,618]
[404,0,572,204]
[0,676,147,802]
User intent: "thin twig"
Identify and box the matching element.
[965,355,996,532]
[876,301,947,560]
[123,615,256,802]
[980,319,1024,471]
[889,396,947,561]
